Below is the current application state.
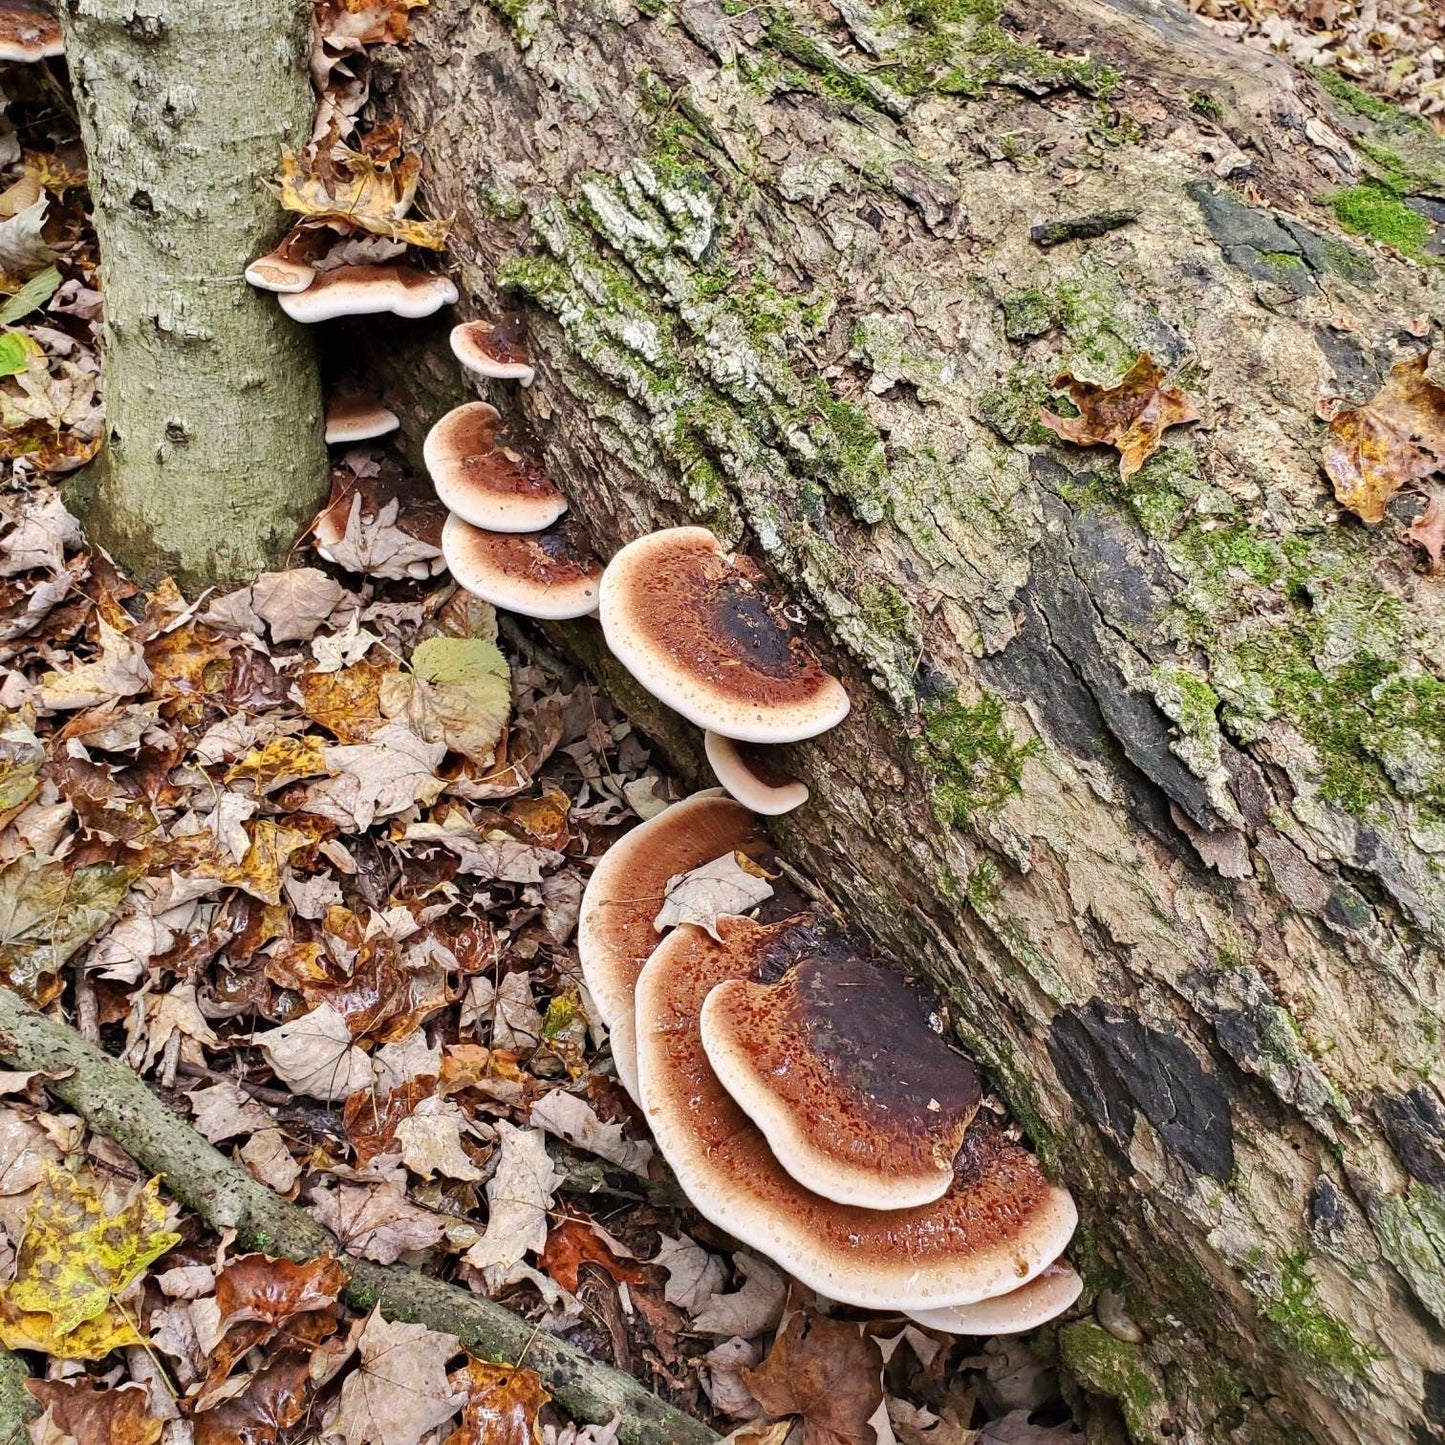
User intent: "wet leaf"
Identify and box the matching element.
[25,1380,162,1445]
[1039,353,1202,481]
[215,1254,347,1334]
[538,1219,647,1295]
[323,1310,463,1445]
[297,659,394,742]
[0,1164,179,1341]
[192,1351,314,1445]
[1322,352,1445,523]
[444,1358,549,1445]
[653,851,775,940]
[742,1310,884,1445]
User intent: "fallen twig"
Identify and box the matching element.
[0,988,718,1445]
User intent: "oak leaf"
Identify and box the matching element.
[654,851,774,940]
[323,1310,464,1445]
[530,1089,653,1174]
[742,1309,884,1445]
[1322,353,1445,523]
[1039,353,1201,481]
[444,1358,550,1445]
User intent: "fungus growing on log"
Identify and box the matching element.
[0,2,62,61]
[324,396,400,445]
[451,316,536,386]
[577,792,769,1031]
[599,527,850,744]
[424,401,568,533]
[244,230,322,294]
[634,914,1078,1309]
[441,513,603,620]
[277,264,457,321]
[699,932,983,1209]
[704,730,809,816]
[907,1261,1083,1335]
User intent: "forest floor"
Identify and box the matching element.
[0,0,1439,1441]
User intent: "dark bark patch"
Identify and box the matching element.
[1376,1086,1445,1187]
[1414,1371,1445,1445]
[1047,999,1235,1182]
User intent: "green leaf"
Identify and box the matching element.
[411,634,509,690]
[0,332,30,379]
[386,636,512,767]
[0,266,61,326]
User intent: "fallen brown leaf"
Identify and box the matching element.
[323,1310,463,1445]
[216,1254,347,1334]
[444,1358,550,1445]
[1405,483,1445,570]
[26,1380,162,1445]
[1039,353,1201,480]
[539,1218,649,1295]
[1321,352,1445,524]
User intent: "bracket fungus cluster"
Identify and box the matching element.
[0,1,62,61]
[578,795,1081,1334]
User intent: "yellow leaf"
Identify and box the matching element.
[0,1164,179,1338]
[0,1297,143,1359]
[297,659,395,742]
[226,735,332,792]
[379,636,512,768]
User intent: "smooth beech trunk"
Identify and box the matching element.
[375,0,1445,1437]
[60,0,328,589]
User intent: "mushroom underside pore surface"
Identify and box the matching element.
[441,513,602,620]
[703,731,809,816]
[576,792,769,1028]
[599,526,850,745]
[698,925,984,1209]
[634,915,1077,1310]
[277,264,458,322]
[905,1261,1083,1334]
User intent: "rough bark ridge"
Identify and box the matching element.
[380,1,1445,1439]
[61,0,328,589]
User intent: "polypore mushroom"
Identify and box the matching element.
[0,1,62,61]
[907,1261,1083,1336]
[634,914,1077,1309]
[451,316,535,387]
[324,395,400,445]
[698,934,982,1209]
[442,513,603,620]
[245,230,322,294]
[278,264,457,322]
[599,527,850,744]
[424,401,568,533]
[576,791,769,1031]
[704,731,808,816]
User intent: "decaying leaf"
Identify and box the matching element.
[1322,352,1445,524]
[0,1164,179,1356]
[306,722,448,830]
[38,619,151,711]
[742,1309,885,1445]
[309,1179,453,1263]
[25,1380,162,1445]
[538,1219,647,1296]
[530,1089,652,1175]
[444,1358,550,1445]
[1039,353,1202,481]
[250,568,349,643]
[254,1001,375,1102]
[653,851,775,940]
[215,1254,347,1335]
[463,1123,562,1283]
[323,1310,463,1445]
[1406,483,1445,570]
[379,636,511,767]
[690,1253,787,1338]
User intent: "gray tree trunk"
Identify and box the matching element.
[372,0,1445,1439]
[60,0,329,590]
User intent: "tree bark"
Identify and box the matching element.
[60,0,329,590]
[371,1,1445,1439]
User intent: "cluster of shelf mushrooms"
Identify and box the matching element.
[415,322,1081,1334]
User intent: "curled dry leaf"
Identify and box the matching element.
[690,1253,787,1338]
[1038,353,1202,481]
[530,1089,653,1175]
[1322,353,1445,524]
[654,851,775,940]
[463,1122,563,1283]
[38,619,151,711]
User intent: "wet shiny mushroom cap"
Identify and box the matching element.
[907,1260,1082,1336]
[635,914,1077,1309]
[442,513,603,620]
[577,792,769,1028]
[451,316,536,385]
[599,527,850,745]
[0,1,62,60]
[425,402,568,533]
[700,923,982,1208]
[278,264,458,322]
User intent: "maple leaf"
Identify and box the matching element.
[380,636,512,767]
[297,658,394,742]
[274,129,451,250]
[1039,353,1202,481]
[316,0,429,51]
[530,1090,653,1174]
[191,1351,315,1445]
[323,1311,464,1445]
[537,1219,647,1296]
[309,1179,452,1263]
[26,1380,162,1445]
[444,1358,550,1445]
[742,1309,884,1445]
[463,1123,563,1284]
[225,735,332,793]
[38,618,151,710]
[250,567,349,643]
[0,1164,179,1351]
[254,1001,375,1102]
[306,721,447,830]
[0,712,44,825]
[653,851,775,939]
[690,1253,786,1337]
[1322,352,1445,524]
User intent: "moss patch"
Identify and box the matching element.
[914,689,1035,827]
[1328,184,1432,261]
[1258,1252,1377,1377]
[1059,1321,1161,1438]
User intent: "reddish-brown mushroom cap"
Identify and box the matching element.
[442,513,603,620]
[451,317,535,387]
[324,396,400,445]
[599,527,850,744]
[704,731,809,816]
[0,2,62,60]
[906,1260,1082,1335]
[277,264,457,322]
[577,792,769,1029]
[699,928,983,1209]
[635,914,1077,1309]
[245,230,323,294]
[424,402,568,533]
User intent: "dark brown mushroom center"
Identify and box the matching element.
[486,315,531,364]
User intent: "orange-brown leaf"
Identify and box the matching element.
[1039,352,1202,480]
[1405,483,1445,572]
[443,1358,549,1445]
[191,1351,314,1445]
[26,1380,162,1445]
[343,1075,438,1167]
[539,1218,648,1294]
[215,1254,346,1335]
[1322,352,1445,524]
[742,1309,883,1445]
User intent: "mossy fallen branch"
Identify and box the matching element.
[0,988,717,1445]
[0,1346,36,1445]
